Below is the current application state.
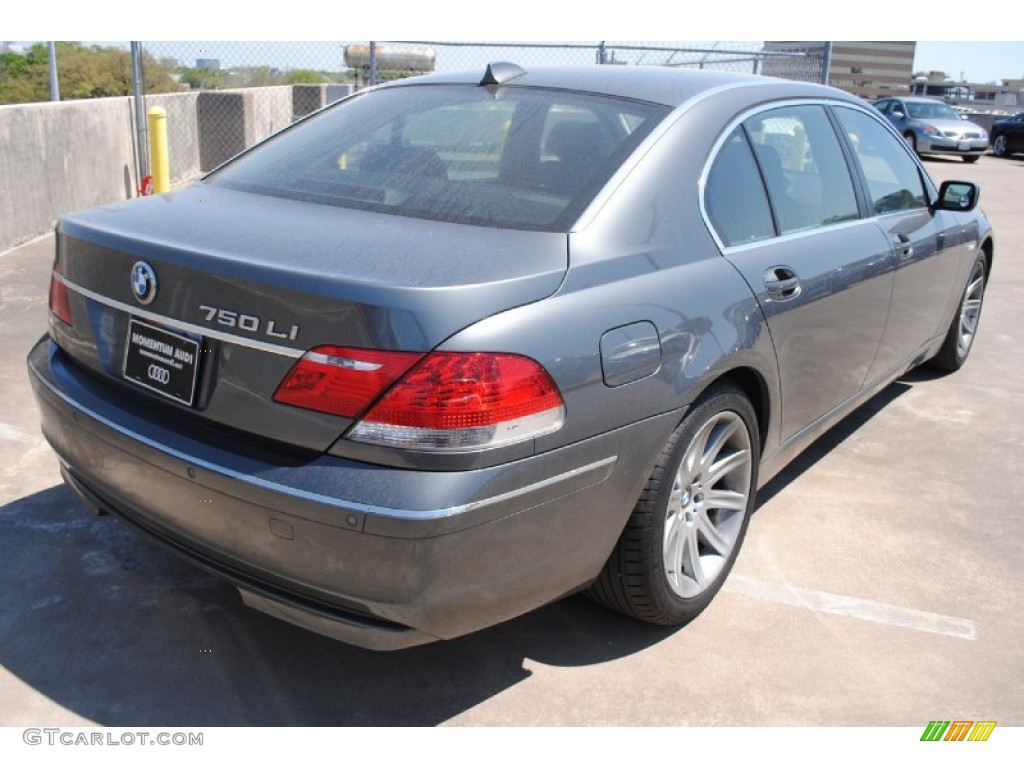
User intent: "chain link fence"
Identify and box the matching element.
[377,41,828,79]
[135,41,829,188]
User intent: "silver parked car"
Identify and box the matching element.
[873,96,989,162]
[29,64,992,649]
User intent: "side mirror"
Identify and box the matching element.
[934,180,980,212]
[891,108,905,118]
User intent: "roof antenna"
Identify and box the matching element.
[480,62,526,86]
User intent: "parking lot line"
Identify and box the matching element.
[726,575,976,640]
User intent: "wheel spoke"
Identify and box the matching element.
[700,418,739,472]
[668,477,684,511]
[663,511,685,589]
[696,511,731,555]
[703,487,748,512]
[679,526,705,587]
[705,447,750,487]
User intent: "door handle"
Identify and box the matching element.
[894,233,914,261]
[763,266,801,301]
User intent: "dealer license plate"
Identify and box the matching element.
[122,318,201,406]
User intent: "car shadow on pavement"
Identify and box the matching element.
[756,380,913,507]
[0,484,676,726]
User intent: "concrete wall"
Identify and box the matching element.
[292,84,357,120]
[196,86,294,172]
[0,85,345,253]
[0,97,137,252]
[247,86,295,147]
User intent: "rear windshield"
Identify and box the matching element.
[208,84,669,231]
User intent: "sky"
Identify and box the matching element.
[6,2,1024,84]
[914,42,1023,83]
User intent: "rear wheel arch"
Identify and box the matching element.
[716,367,769,455]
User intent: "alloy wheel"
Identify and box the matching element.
[663,410,753,598]
[956,260,986,360]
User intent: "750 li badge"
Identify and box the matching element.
[198,304,299,340]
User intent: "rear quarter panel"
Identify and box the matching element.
[444,94,780,461]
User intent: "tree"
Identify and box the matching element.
[0,42,180,104]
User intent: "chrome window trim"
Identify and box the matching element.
[719,217,871,255]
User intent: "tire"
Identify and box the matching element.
[587,383,760,626]
[962,155,980,163]
[992,134,1009,158]
[930,254,987,372]
[904,131,918,154]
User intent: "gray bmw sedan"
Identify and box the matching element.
[29,63,992,649]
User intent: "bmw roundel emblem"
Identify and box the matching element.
[130,261,158,305]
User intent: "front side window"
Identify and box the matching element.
[743,105,860,235]
[209,85,668,232]
[833,106,928,215]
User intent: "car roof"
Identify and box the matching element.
[382,64,845,108]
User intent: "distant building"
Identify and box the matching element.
[911,71,1023,111]
[763,41,916,99]
[196,58,220,71]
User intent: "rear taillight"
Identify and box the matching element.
[273,346,423,418]
[274,347,565,452]
[348,352,565,452]
[49,266,73,326]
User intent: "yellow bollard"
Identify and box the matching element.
[147,106,170,194]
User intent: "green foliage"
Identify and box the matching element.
[0,43,356,103]
[284,69,329,84]
[0,42,179,104]
[176,66,226,90]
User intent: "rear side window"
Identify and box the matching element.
[743,105,859,235]
[704,128,775,247]
[209,85,668,232]
[833,106,928,215]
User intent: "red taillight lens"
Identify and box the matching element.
[349,352,565,452]
[49,266,73,326]
[273,346,423,418]
[362,353,562,428]
[275,347,566,452]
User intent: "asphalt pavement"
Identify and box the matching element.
[1,155,1021,727]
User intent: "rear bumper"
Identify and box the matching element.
[28,337,677,649]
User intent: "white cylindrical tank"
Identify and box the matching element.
[344,45,436,72]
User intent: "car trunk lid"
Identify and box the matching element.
[51,186,567,453]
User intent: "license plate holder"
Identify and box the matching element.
[123,318,201,406]
[958,141,971,151]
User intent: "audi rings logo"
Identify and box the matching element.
[147,364,171,385]
[131,261,158,305]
